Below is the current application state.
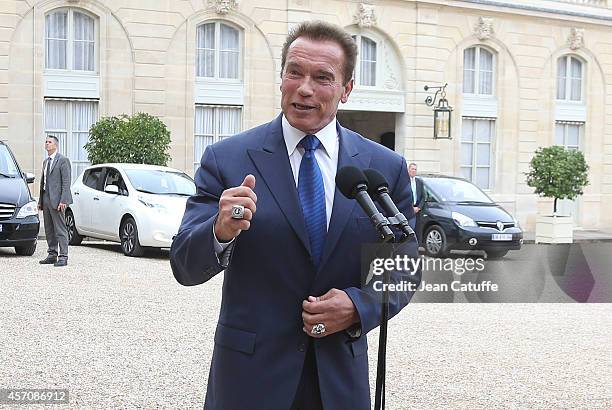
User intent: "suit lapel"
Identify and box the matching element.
[247,115,311,255]
[316,125,372,274]
[247,118,374,270]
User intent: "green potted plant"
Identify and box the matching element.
[526,145,589,243]
[85,112,171,165]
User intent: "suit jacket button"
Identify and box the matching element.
[298,342,306,352]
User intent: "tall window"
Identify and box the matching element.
[555,122,582,151]
[461,118,494,189]
[463,46,494,95]
[196,22,241,79]
[194,106,241,172]
[557,56,583,101]
[45,9,96,71]
[351,35,377,86]
[360,37,377,86]
[45,100,98,179]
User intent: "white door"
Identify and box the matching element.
[93,167,127,239]
[44,100,97,182]
[555,122,582,224]
[73,167,105,233]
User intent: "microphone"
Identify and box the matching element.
[336,166,394,242]
[364,168,415,238]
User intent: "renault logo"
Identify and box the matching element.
[496,221,504,231]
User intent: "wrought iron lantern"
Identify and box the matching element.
[424,83,453,139]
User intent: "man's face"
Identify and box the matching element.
[280,37,353,135]
[45,138,57,154]
[408,165,417,178]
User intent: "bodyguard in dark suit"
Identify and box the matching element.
[407,163,424,236]
[38,135,72,267]
[171,21,419,410]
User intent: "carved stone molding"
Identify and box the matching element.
[474,17,494,41]
[208,0,239,15]
[354,3,377,28]
[383,46,400,90]
[342,89,405,113]
[568,28,584,50]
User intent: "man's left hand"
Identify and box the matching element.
[302,288,359,338]
[57,203,67,212]
[413,206,420,214]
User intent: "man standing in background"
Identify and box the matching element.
[38,135,72,267]
[407,162,424,239]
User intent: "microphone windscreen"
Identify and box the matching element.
[336,166,367,199]
[364,168,389,197]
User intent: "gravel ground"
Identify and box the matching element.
[1,242,611,409]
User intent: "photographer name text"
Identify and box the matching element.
[373,280,498,292]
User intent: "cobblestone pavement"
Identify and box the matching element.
[1,242,611,408]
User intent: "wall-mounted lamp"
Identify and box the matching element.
[424,83,453,139]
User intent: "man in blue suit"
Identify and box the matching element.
[171,21,420,410]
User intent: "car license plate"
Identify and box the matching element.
[492,233,512,241]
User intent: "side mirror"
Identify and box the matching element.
[104,184,119,194]
[24,172,35,184]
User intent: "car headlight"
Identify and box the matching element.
[138,196,168,213]
[452,211,477,227]
[16,200,38,218]
[513,216,521,229]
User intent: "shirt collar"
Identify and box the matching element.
[48,151,57,161]
[282,115,337,158]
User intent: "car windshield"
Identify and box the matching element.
[125,169,196,196]
[424,177,493,203]
[0,145,19,177]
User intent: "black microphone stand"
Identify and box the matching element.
[335,166,415,410]
[374,223,411,410]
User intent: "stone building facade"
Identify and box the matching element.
[1,0,612,231]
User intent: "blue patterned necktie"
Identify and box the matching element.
[298,134,327,269]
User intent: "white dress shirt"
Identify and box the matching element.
[43,151,57,191]
[410,176,417,206]
[282,115,338,229]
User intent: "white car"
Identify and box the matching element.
[66,163,195,256]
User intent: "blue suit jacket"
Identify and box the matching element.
[170,115,420,409]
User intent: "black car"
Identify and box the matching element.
[0,141,39,255]
[416,175,523,259]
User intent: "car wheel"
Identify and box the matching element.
[120,217,145,257]
[486,249,508,259]
[424,225,448,258]
[15,241,36,256]
[66,209,83,246]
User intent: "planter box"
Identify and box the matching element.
[535,215,573,244]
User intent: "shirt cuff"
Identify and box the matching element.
[212,222,235,268]
[213,227,235,254]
